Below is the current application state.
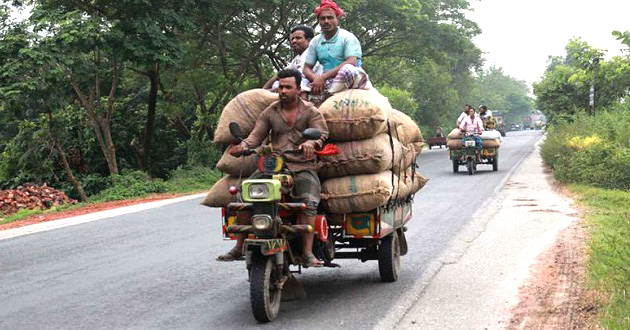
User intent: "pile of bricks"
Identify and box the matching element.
[0,183,76,216]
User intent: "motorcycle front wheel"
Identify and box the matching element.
[250,253,282,323]
[467,158,474,175]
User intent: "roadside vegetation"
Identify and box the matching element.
[0,167,222,224]
[537,34,630,328]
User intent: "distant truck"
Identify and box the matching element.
[522,115,532,130]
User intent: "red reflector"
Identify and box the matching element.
[228,186,239,195]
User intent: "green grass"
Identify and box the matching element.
[0,203,81,225]
[0,167,222,225]
[570,184,630,329]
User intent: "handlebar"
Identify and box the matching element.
[236,147,303,157]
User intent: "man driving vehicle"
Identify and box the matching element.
[303,0,372,99]
[218,69,329,267]
[459,107,484,159]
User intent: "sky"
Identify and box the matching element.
[467,0,630,88]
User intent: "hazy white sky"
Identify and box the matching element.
[467,0,630,87]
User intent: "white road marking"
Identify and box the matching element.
[0,193,207,241]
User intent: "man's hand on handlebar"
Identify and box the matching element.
[299,143,315,159]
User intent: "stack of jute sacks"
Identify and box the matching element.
[201,89,277,207]
[317,89,427,218]
[446,128,501,149]
[201,88,428,213]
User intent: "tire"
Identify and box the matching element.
[250,253,281,323]
[378,231,401,282]
[452,159,459,173]
[467,158,474,175]
[493,157,498,171]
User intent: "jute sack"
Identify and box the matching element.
[319,89,391,141]
[480,130,501,140]
[318,134,393,179]
[391,109,424,145]
[213,89,278,144]
[447,128,463,139]
[482,139,500,148]
[201,175,240,207]
[321,171,398,213]
[447,138,463,150]
[392,140,416,173]
[412,141,425,156]
[394,168,428,199]
[216,150,258,177]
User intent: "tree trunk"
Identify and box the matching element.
[54,141,88,202]
[141,63,159,172]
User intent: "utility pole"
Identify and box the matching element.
[589,57,600,115]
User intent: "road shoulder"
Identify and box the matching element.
[394,140,581,329]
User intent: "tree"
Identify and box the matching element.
[534,38,630,123]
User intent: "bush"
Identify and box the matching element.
[541,106,630,190]
[90,170,168,202]
[165,166,222,193]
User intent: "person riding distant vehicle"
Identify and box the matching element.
[435,125,444,138]
[459,107,484,160]
[219,69,329,267]
[303,0,372,102]
[263,26,323,99]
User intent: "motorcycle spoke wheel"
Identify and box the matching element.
[250,253,282,323]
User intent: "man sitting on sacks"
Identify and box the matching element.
[262,25,323,99]
[459,106,484,161]
[302,0,372,103]
[478,104,495,129]
[219,68,329,267]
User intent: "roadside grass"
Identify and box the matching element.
[570,184,630,329]
[0,167,222,225]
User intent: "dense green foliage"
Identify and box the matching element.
[538,36,630,190]
[570,185,630,329]
[540,105,630,190]
[0,0,532,200]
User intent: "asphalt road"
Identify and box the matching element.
[0,130,543,330]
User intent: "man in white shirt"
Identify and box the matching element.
[456,104,475,127]
[478,105,495,130]
[263,26,323,98]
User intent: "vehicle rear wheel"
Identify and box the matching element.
[452,159,459,173]
[493,157,498,171]
[250,253,281,323]
[467,158,474,175]
[378,231,401,282]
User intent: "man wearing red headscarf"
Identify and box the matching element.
[303,0,372,101]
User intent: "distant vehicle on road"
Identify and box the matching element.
[522,115,532,130]
[509,124,521,131]
[427,136,447,149]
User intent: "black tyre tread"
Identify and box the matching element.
[378,232,400,282]
[493,157,498,171]
[250,254,280,323]
[452,160,459,173]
